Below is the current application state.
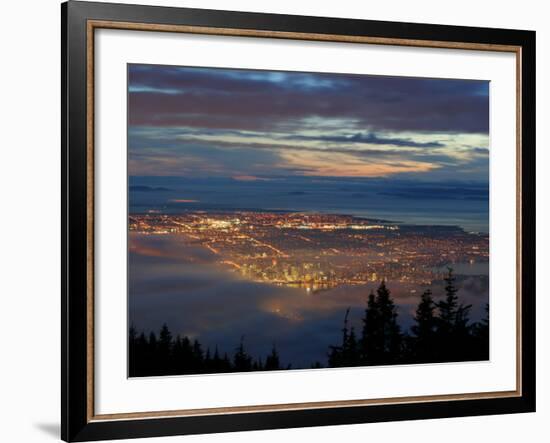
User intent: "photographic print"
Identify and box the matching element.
[127,64,490,377]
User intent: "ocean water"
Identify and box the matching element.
[129,176,489,233]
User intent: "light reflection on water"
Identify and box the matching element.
[129,233,489,368]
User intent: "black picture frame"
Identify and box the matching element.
[62,1,536,441]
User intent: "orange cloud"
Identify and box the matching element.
[278,150,439,177]
[232,175,272,182]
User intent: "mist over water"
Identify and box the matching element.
[129,233,489,368]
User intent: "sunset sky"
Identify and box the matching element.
[128,64,489,182]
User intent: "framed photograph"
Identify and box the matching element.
[62,1,536,441]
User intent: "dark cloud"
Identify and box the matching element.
[128,64,489,134]
[471,147,490,154]
[170,136,432,159]
[285,132,445,148]
[129,185,172,192]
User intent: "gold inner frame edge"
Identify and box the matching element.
[85,19,523,422]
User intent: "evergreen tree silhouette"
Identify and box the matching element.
[437,268,459,335]
[411,289,437,362]
[211,346,222,372]
[159,324,172,347]
[181,335,197,374]
[148,331,158,351]
[361,282,402,365]
[339,308,360,366]
[454,303,473,360]
[128,325,137,376]
[329,308,352,367]
[471,303,489,360]
[136,332,149,375]
[148,331,158,373]
[158,324,172,373]
[192,339,204,372]
[252,357,264,371]
[436,268,473,361]
[264,345,281,370]
[345,326,359,366]
[378,281,402,361]
[360,291,382,364]
[211,346,232,373]
[204,348,212,373]
[222,352,232,372]
[233,337,252,372]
